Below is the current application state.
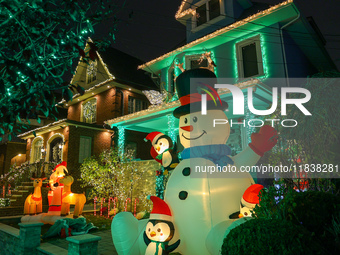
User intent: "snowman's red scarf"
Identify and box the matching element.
[181,144,234,165]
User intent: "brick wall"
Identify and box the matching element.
[67,86,149,125]
[0,142,27,175]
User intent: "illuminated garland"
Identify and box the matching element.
[118,126,125,158]
[18,119,67,137]
[155,166,165,199]
[167,114,177,144]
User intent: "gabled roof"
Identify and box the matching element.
[175,0,254,21]
[99,48,158,90]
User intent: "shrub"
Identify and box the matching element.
[221,218,325,255]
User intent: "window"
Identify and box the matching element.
[82,98,97,123]
[236,35,264,78]
[125,141,137,159]
[194,0,224,29]
[79,136,92,163]
[48,136,63,162]
[31,137,43,163]
[128,97,148,114]
[185,54,209,70]
[87,60,97,84]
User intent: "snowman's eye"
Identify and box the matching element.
[184,118,188,124]
[193,116,198,122]
[157,228,161,232]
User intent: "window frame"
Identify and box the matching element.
[81,98,97,124]
[30,137,44,163]
[236,35,264,79]
[79,136,92,163]
[192,0,225,31]
[86,59,98,84]
[185,54,210,70]
[127,96,148,114]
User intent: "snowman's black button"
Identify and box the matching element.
[182,167,191,176]
[179,191,188,200]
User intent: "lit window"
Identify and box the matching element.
[236,35,264,78]
[128,97,148,114]
[185,54,209,70]
[194,0,223,28]
[82,98,97,123]
[87,60,97,84]
[31,138,43,163]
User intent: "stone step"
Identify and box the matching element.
[16,186,33,190]
[11,194,23,198]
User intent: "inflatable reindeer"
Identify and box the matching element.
[24,172,46,215]
[59,175,86,218]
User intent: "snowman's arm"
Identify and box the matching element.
[143,231,151,246]
[165,239,180,253]
[231,146,261,169]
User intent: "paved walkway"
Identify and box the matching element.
[47,229,118,255]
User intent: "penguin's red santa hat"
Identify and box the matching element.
[148,195,172,222]
[53,161,68,173]
[241,184,264,208]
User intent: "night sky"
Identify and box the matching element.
[99,0,340,71]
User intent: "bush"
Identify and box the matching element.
[287,191,340,253]
[221,219,325,255]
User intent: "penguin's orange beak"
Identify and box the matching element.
[156,146,160,152]
[180,125,193,132]
[150,231,156,237]
[238,213,243,218]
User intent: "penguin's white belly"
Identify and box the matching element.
[164,158,253,255]
[145,242,163,255]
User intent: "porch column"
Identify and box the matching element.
[117,126,125,158]
[167,114,177,144]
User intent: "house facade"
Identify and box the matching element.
[17,42,157,191]
[105,0,336,169]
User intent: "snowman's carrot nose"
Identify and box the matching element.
[180,125,193,132]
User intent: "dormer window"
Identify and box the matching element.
[194,0,224,29]
[185,54,209,70]
[87,60,97,84]
[82,98,97,123]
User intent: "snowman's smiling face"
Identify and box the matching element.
[179,110,230,148]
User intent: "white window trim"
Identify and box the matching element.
[30,136,44,163]
[81,98,97,124]
[46,133,64,162]
[192,0,225,32]
[236,35,264,79]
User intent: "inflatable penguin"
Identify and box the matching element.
[239,184,264,218]
[145,132,179,171]
[144,196,180,255]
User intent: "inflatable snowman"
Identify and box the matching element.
[111,69,277,255]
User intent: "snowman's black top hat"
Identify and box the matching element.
[173,68,228,118]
